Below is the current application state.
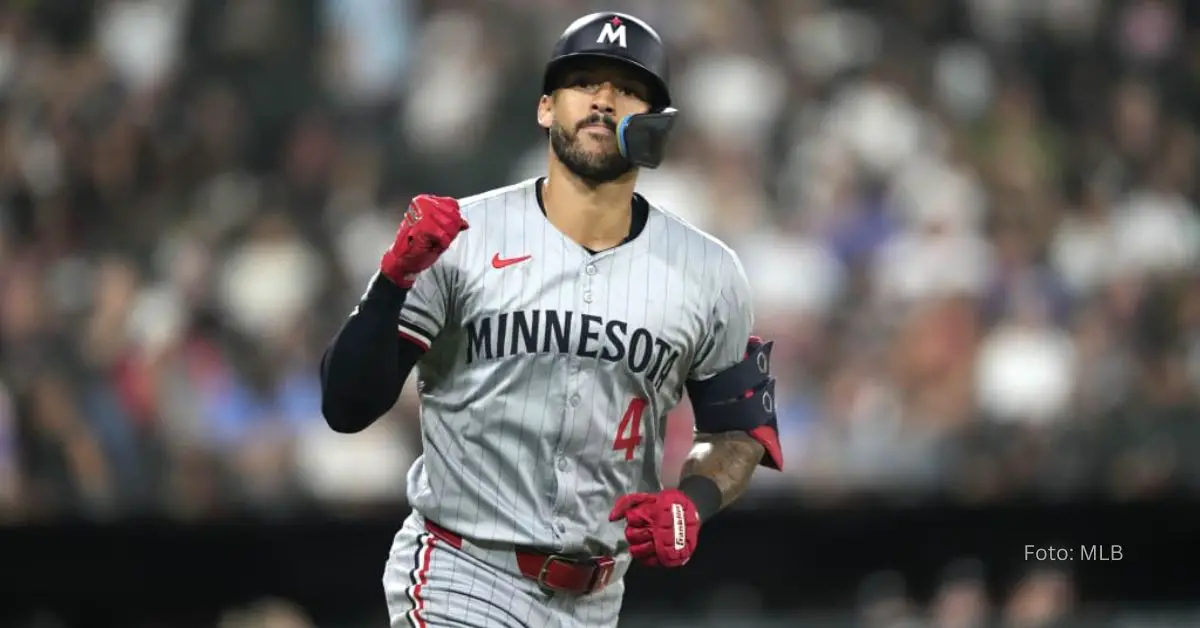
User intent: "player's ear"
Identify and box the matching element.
[537,94,554,131]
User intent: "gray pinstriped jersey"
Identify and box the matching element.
[394,177,753,556]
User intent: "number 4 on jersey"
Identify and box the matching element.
[613,398,647,461]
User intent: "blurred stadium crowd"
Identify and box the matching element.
[2,0,1200,527]
[2,1,1199,627]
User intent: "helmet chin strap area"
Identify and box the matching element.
[616,107,678,169]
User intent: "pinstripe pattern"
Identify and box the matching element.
[384,177,753,626]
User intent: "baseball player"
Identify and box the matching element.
[320,12,783,628]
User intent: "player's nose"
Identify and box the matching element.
[590,83,617,114]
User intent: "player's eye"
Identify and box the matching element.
[614,83,647,101]
[564,75,648,103]
[567,76,600,90]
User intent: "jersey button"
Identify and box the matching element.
[557,457,569,471]
[585,265,597,276]
[556,522,566,533]
[568,394,581,407]
[583,291,593,303]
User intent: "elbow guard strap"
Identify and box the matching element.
[692,378,783,471]
[692,376,777,434]
[685,340,774,404]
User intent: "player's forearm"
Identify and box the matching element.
[320,274,418,433]
[677,431,765,521]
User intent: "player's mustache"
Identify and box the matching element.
[577,114,617,133]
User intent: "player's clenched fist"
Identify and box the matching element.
[381,194,470,288]
[609,489,700,568]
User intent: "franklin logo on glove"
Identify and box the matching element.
[402,203,423,227]
[672,503,686,551]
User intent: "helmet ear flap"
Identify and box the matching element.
[617,108,677,169]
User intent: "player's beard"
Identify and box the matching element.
[550,115,633,186]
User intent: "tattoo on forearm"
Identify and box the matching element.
[680,432,765,510]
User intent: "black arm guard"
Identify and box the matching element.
[685,338,783,470]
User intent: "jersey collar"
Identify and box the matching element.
[534,177,649,254]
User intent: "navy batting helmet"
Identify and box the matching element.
[542,12,678,168]
[542,12,671,110]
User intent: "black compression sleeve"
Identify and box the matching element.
[678,475,723,523]
[320,274,424,433]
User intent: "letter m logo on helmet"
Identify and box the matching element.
[596,18,627,48]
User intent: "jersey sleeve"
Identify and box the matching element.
[396,255,457,352]
[685,254,783,469]
[688,253,754,382]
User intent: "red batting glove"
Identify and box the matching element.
[380,195,470,288]
[609,489,700,567]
